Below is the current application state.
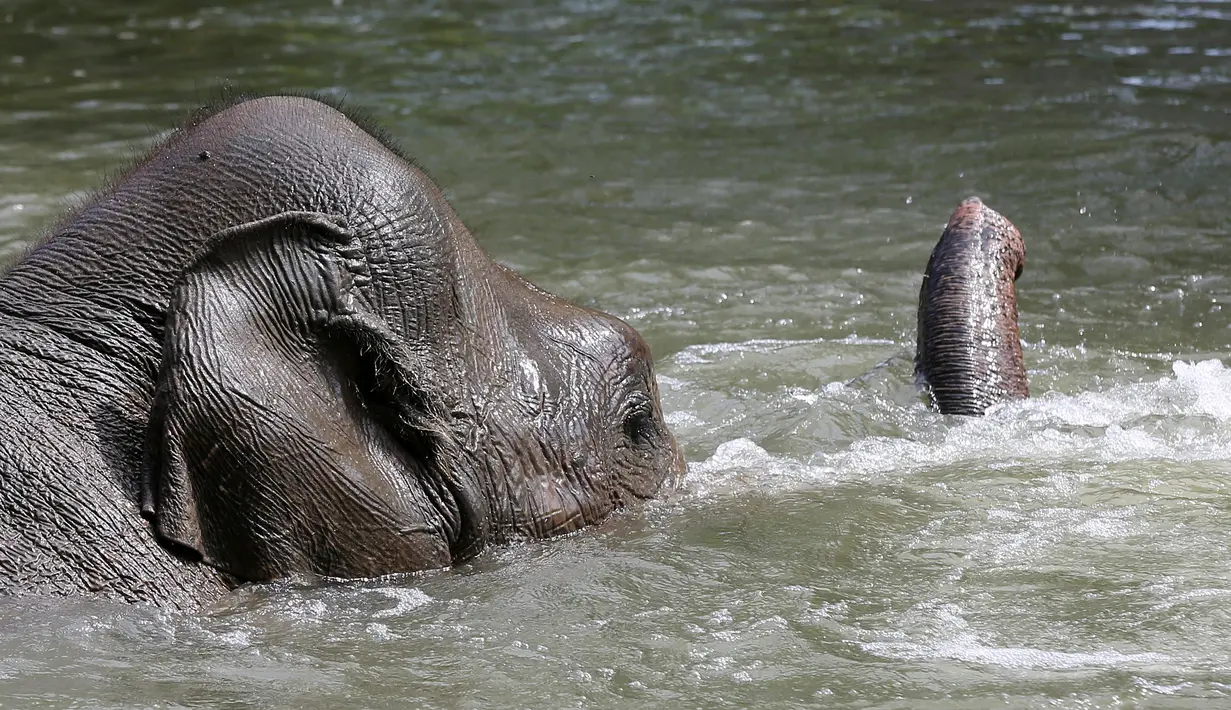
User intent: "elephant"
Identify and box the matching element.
[0,94,685,607]
[0,93,1025,608]
[915,196,1029,415]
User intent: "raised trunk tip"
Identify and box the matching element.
[915,196,1028,415]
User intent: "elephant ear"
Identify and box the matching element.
[143,212,474,583]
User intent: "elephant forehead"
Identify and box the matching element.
[484,313,642,416]
[538,312,647,375]
[481,261,654,378]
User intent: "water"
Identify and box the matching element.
[2,0,1231,706]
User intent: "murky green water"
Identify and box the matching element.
[2,0,1231,707]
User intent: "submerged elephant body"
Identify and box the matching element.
[0,96,683,606]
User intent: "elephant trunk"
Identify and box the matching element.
[915,196,1028,415]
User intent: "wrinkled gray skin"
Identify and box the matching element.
[0,95,684,608]
[915,196,1029,416]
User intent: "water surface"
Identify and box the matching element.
[2,1,1231,707]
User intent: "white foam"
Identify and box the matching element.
[684,358,1231,496]
[864,637,1173,670]
[686,438,834,496]
[371,587,433,618]
[668,359,1231,551]
[860,602,1173,670]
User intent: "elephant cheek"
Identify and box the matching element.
[618,451,682,500]
[525,476,595,537]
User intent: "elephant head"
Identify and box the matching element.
[135,96,684,583]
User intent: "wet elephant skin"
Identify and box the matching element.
[915,197,1029,416]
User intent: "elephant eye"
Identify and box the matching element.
[622,400,657,447]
